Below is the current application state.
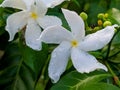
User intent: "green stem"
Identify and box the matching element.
[105,38,113,60]
[109,50,120,58]
[105,61,115,76]
[13,58,23,90]
[85,20,90,30]
[105,28,120,60]
[34,55,50,90]
[105,61,120,87]
[13,32,25,90]
[103,29,120,87]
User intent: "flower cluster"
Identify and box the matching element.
[0,0,117,83]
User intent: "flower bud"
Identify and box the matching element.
[97,20,103,26]
[103,21,112,27]
[114,28,117,33]
[97,13,104,19]
[104,13,108,18]
[80,12,88,20]
[94,26,100,31]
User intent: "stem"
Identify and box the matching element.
[105,61,120,87]
[104,29,120,87]
[105,61,115,76]
[34,55,50,90]
[13,32,25,90]
[109,50,120,58]
[105,29,120,60]
[85,20,90,30]
[13,58,23,90]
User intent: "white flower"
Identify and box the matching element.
[0,0,62,50]
[40,9,117,83]
[42,0,67,8]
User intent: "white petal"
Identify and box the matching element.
[62,9,85,40]
[25,19,42,50]
[22,0,34,10]
[0,0,26,10]
[48,41,71,83]
[6,11,28,41]
[71,48,107,73]
[35,0,47,17]
[79,25,116,51]
[37,15,62,29]
[42,0,65,8]
[40,25,73,44]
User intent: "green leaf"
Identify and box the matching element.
[51,71,120,90]
[0,42,48,90]
[0,42,34,90]
[79,83,120,90]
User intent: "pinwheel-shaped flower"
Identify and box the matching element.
[0,0,62,50]
[40,9,117,83]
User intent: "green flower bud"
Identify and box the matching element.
[97,13,104,19]
[94,26,100,31]
[104,13,109,18]
[103,21,112,27]
[80,12,88,20]
[114,28,117,33]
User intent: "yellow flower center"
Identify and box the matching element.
[71,40,78,47]
[31,12,38,19]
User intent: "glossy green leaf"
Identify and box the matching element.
[78,83,120,90]
[51,71,119,90]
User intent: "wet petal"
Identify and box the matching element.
[6,11,28,41]
[62,9,85,40]
[79,25,116,51]
[37,15,62,29]
[48,41,71,83]
[40,25,73,44]
[42,0,65,8]
[71,48,107,73]
[0,0,26,10]
[25,19,42,50]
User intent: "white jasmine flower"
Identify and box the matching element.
[42,0,67,8]
[0,0,62,50]
[40,9,117,83]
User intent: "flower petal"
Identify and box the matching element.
[22,0,34,10]
[79,25,116,51]
[6,11,28,41]
[42,0,65,8]
[62,9,85,40]
[37,15,62,29]
[40,25,73,44]
[25,19,42,50]
[48,41,71,83]
[71,48,107,73]
[0,0,26,10]
[35,0,47,17]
